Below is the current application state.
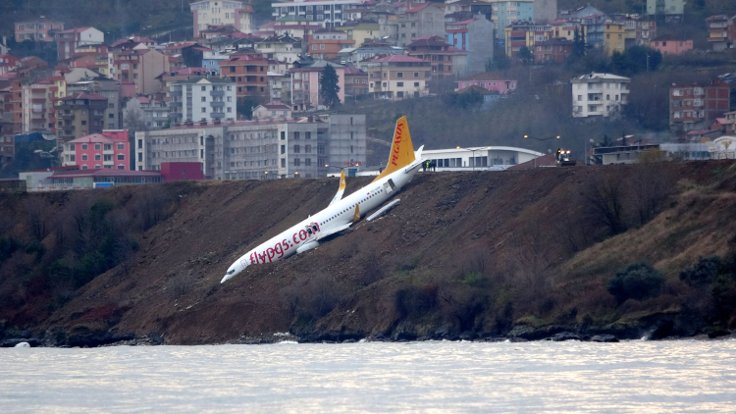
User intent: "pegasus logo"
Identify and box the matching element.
[390,121,404,166]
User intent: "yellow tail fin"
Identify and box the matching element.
[373,116,416,182]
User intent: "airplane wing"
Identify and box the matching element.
[317,222,352,240]
[328,169,347,207]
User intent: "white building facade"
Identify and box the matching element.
[423,146,544,170]
[168,77,237,126]
[571,72,630,118]
[271,0,363,28]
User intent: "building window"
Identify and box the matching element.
[95,143,101,150]
[305,158,311,166]
[118,143,125,150]
[294,144,301,153]
[104,154,112,161]
[117,154,125,160]
[82,143,88,150]
[95,154,101,161]
[294,158,301,166]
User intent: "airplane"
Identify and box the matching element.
[220,115,424,284]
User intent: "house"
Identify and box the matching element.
[191,0,254,38]
[109,44,170,96]
[252,102,292,120]
[343,65,368,100]
[650,38,693,55]
[571,72,630,118]
[533,38,573,64]
[67,76,122,130]
[456,73,517,95]
[62,130,131,171]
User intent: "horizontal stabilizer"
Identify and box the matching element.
[366,199,401,222]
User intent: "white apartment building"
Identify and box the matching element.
[134,114,366,180]
[191,0,254,38]
[571,72,630,118]
[167,77,237,126]
[271,0,363,28]
[364,55,431,100]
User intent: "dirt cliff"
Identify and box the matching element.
[1,161,736,346]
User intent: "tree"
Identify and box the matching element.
[518,46,534,65]
[608,263,664,304]
[320,64,341,109]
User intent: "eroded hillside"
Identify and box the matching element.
[1,161,735,346]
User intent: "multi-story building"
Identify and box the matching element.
[14,18,64,42]
[706,15,735,52]
[122,95,170,131]
[134,114,366,180]
[489,0,535,41]
[603,22,625,57]
[504,21,551,60]
[288,60,346,111]
[54,27,104,62]
[271,0,364,29]
[365,55,431,100]
[191,0,254,38]
[255,34,302,65]
[534,0,558,23]
[21,79,59,133]
[407,36,467,78]
[0,77,23,135]
[619,14,656,48]
[533,38,573,64]
[669,81,731,135]
[396,3,446,47]
[167,77,237,126]
[647,0,685,22]
[67,77,122,130]
[62,129,131,171]
[562,4,609,51]
[0,54,19,75]
[307,30,355,60]
[219,52,269,98]
[343,65,368,100]
[56,92,108,142]
[109,45,171,96]
[339,40,405,67]
[446,13,495,75]
[571,72,630,118]
[335,20,381,48]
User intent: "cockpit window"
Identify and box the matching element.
[227,269,235,275]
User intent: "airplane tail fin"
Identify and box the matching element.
[373,116,416,182]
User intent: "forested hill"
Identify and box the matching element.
[1,161,735,346]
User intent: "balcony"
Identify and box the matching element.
[210,89,224,97]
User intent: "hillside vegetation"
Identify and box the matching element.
[1,160,735,346]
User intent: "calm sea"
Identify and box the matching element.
[1,340,735,413]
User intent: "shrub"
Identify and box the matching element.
[680,256,722,287]
[394,284,438,319]
[607,263,664,304]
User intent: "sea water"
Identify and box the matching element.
[1,340,735,413]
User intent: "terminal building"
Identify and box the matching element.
[422,146,544,171]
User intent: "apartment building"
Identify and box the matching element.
[396,3,446,47]
[55,27,104,62]
[168,77,237,126]
[446,13,495,75]
[571,72,630,118]
[365,55,431,100]
[219,52,269,98]
[271,0,364,29]
[134,114,366,180]
[191,0,254,38]
[14,18,64,42]
[669,81,730,134]
[62,129,130,171]
[489,0,535,41]
[288,61,346,111]
[56,92,108,142]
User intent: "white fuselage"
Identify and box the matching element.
[222,158,422,282]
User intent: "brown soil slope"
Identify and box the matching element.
[1,161,735,345]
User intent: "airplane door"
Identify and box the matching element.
[383,179,396,193]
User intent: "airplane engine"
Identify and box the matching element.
[296,240,319,254]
